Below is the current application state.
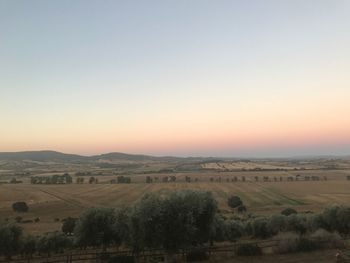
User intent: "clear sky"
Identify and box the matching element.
[1,0,350,157]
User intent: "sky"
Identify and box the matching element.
[1,0,350,157]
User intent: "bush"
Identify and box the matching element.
[250,218,272,239]
[296,238,318,252]
[62,217,77,235]
[237,205,247,213]
[225,220,243,242]
[273,232,299,254]
[236,243,262,256]
[281,208,297,216]
[20,235,37,257]
[108,255,135,263]
[267,215,286,235]
[12,202,29,213]
[228,196,243,209]
[186,248,209,262]
[309,229,344,249]
[0,223,23,259]
[37,232,72,255]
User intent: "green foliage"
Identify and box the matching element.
[74,208,128,249]
[62,217,77,235]
[267,215,286,235]
[237,205,247,213]
[117,176,131,184]
[20,235,37,257]
[284,214,308,234]
[309,229,344,249]
[145,176,152,183]
[236,243,262,256]
[225,220,243,242]
[129,190,217,252]
[0,223,23,259]
[296,238,318,252]
[281,208,297,216]
[273,232,299,254]
[249,218,271,239]
[12,202,29,212]
[107,255,135,263]
[186,248,209,262]
[210,214,226,242]
[37,232,72,255]
[227,196,243,209]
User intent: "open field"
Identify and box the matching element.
[2,168,350,235]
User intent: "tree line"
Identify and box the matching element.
[1,190,350,261]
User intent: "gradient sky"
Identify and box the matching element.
[1,0,350,157]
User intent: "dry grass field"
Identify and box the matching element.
[1,168,350,235]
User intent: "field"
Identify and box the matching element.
[2,167,350,235]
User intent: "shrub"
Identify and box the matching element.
[225,220,243,242]
[37,232,72,255]
[108,255,135,263]
[228,196,243,209]
[236,243,262,256]
[273,232,299,254]
[0,223,23,259]
[284,214,308,234]
[296,238,318,252]
[20,235,37,258]
[210,215,226,242]
[281,208,297,216]
[237,205,247,213]
[267,215,286,235]
[250,218,272,238]
[62,217,77,235]
[309,229,344,249]
[12,202,29,213]
[186,248,209,262]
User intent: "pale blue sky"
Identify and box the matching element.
[1,0,350,156]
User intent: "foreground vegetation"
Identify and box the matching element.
[1,190,350,261]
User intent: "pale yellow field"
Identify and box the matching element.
[1,169,350,235]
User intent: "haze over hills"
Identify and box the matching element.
[0,150,349,163]
[0,150,206,163]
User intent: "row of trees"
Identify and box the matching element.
[3,190,350,260]
[30,173,73,184]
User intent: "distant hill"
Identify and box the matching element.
[1,150,347,163]
[89,152,162,161]
[0,151,86,162]
[0,150,187,163]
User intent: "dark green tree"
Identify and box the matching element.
[227,196,243,209]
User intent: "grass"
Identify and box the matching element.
[1,169,350,234]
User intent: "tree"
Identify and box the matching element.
[249,218,271,239]
[20,235,37,258]
[161,190,217,250]
[128,193,164,253]
[145,176,152,183]
[62,217,77,235]
[0,223,23,259]
[37,232,72,256]
[74,208,128,250]
[227,196,243,209]
[12,202,29,212]
[225,220,243,242]
[129,190,217,256]
[281,208,297,216]
[210,214,226,243]
[237,205,247,213]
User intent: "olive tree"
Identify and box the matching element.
[0,223,23,259]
